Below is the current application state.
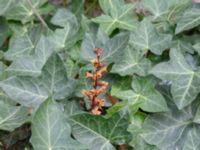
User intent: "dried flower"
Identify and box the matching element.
[81,48,108,115]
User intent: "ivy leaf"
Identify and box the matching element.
[150,49,200,109]
[193,104,200,124]
[141,99,200,150]
[80,28,109,62]
[193,42,200,55]
[98,0,124,15]
[141,0,191,22]
[176,7,200,34]
[0,76,48,107]
[127,112,158,150]
[115,76,168,113]
[130,19,172,55]
[111,45,151,76]
[50,9,80,50]
[110,76,132,96]
[30,98,85,150]
[101,32,129,64]
[50,8,78,27]
[7,35,54,77]
[0,95,29,131]
[5,26,43,61]
[0,53,74,107]
[69,113,129,150]
[0,18,8,47]
[0,0,15,15]
[92,3,138,35]
[3,0,52,24]
[81,30,128,65]
[65,58,79,79]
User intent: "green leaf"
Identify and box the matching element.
[7,35,54,77]
[0,95,29,131]
[127,112,158,150]
[150,49,200,109]
[69,113,129,150]
[80,28,109,62]
[0,18,8,47]
[130,19,172,55]
[65,58,79,79]
[115,76,168,113]
[49,25,80,51]
[81,30,128,64]
[110,76,132,96]
[51,8,78,27]
[141,0,191,22]
[30,98,85,150]
[98,0,124,15]
[176,7,200,34]
[101,32,129,64]
[111,45,151,76]
[92,3,138,35]
[141,99,200,150]
[0,53,73,107]
[193,42,200,55]
[0,0,15,15]
[193,104,200,124]
[5,26,43,61]
[3,0,50,24]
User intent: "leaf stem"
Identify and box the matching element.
[26,0,48,28]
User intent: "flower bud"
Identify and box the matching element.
[85,72,93,78]
[97,81,108,86]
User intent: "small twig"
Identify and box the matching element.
[26,0,48,28]
[105,93,119,105]
[63,0,67,7]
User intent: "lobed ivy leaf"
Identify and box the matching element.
[0,53,74,107]
[0,95,29,131]
[141,0,191,22]
[130,19,172,55]
[51,8,78,27]
[141,98,200,150]
[193,42,200,55]
[0,18,8,47]
[30,98,86,150]
[92,2,138,35]
[80,28,109,62]
[114,76,168,113]
[176,7,200,34]
[98,0,124,15]
[111,45,151,76]
[127,112,158,150]
[69,113,129,150]
[2,0,52,24]
[50,9,80,50]
[7,35,54,77]
[5,26,43,61]
[150,49,200,109]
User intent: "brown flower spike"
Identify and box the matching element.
[81,48,108,115]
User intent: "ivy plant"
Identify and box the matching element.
[0,0,200,149]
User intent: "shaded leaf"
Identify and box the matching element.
[150,49,200,109]
[176,7,200,34]
[30,98,85,150]
[111,45,151,76]
[141,98,200,150]
[0,54,73,107]
[130,19,172,55]
[69,113,129,150]
[0,95,29,131]
[93,3,138,35]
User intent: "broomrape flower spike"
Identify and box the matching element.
[81,48,108,115]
